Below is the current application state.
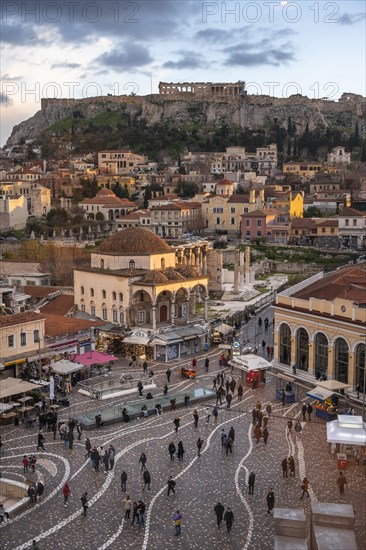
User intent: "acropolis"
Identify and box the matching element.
[158,81,246,97]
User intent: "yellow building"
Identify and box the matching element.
[283,161,323,178]
[0,312,46,379]
[273,263,366,389]
[96,175,136,196]
[203,190,263,232]
[267,191,304,219]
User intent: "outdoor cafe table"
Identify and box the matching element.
[0,411,17,424]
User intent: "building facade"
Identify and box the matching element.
[273,264,366,390]
[98,150,147,174]
[0,182,51,217]
[337,207,366,249]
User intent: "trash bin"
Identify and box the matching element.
[204,343,209,352]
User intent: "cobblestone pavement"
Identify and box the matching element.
[1,342,365,549]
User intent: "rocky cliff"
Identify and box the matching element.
[6,92,365,148]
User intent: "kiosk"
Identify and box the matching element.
[307,386,338,421]
[228,354,272,386]
[275,374,296,403]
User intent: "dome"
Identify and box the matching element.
[96,188,116,197]
[99,227,172,255]
[141,271,168,284]
[177,265,199,278]
[164,268,185,281]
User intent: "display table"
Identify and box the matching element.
[276,388,295,403]
[337,453,348,469]
[0,412,17,424]
[315,406,338,422]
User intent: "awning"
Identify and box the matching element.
[316,380,351,391]
[71,351,118,366]
[122,336,151,346]
[0,378,42,400]
[327,416,366,446]
[276,373,295,383]
[215,323,232,335]
[307,386,334,401]
[229,354,272,372]
[51,359,85,376]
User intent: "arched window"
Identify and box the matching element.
[355,343,365,391]
[112,305,118,323]
[314,333,328,378]
[129,259,135,269]
[279,323,291,365]
[296,328,309,371]
[112,291,117,301]
[334,337,349,384]
[100,259,104,269]
[119,310,124,324]
[102,289,106,299]
[90,288,94,297]
[90,301,96,316]
[80,299,86,313]
[102,303,108,321]
[119,292,123,302]
[81,286,84,295]
[161,258,165,269]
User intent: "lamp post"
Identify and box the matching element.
[35,338,42,381]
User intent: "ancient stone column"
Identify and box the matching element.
[245,246,251,284]
[233,250,239,291]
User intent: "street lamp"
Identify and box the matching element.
[35,337,42,381]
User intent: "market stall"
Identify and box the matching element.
[228,354,272,385]
[327,415,366,469]
[307,386,338,421]
[275,373,296,403]
[71,351,118,376]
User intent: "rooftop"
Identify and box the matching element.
[0,311,45,329]
[98,227,172,256]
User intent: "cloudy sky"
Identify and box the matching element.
[1,0,365,145]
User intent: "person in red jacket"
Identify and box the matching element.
[22,455,29,473]
[62,483,71,507]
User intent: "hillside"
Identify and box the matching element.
[6,92,366,161]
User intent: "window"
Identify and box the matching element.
[119,310,124,324]
[296,328,309,371]
[81,286,84,295]
[257,231,262,237]
[331,228,335,234]
[112,291,117,300]
[102,306,108,320]
[154,211,159,219]
[231,218,235,225]
[314,332,328,378]
[246,220,250,227]
[345,219,349,226]
[353,219,357,227]
[246,231,250,237]
[257,220,262,227]
[100,259,105,268]
[81,304,86,313]
[355,344,365,391]
[33,329,39,343]
[129,260,135,269]
[168,211,172,219]
[322,228,325,233]
[20,332,27,347]
[102,289,106,299]
[91,305,96,316]
[161,258,165,269]
[279,323,291,365]
[334,337,349,384]
[138,311,145,323]
[230,207,236,213]
[8,335,15,349]
[113,309,118,323]
[119,293,123,302]
[161,211,165,219]
[90,288,94,297]
[216,217,221,225]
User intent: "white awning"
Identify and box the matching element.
[215,323,232,335]
[123,336,151,346]
[229,354,272,372]
[327,417,366,446]
[316,380,351,391]
[307,386,334,401]
[51,359,85,376]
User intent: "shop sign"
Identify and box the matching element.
[232,340,241,357]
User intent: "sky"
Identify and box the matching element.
[0,0,365,146]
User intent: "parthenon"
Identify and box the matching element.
[159,81,245,97]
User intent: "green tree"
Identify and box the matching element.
[46,208,70,226]
[176,181,199,198]
[143,186,152,208]
[96,212,105,221]
[304,206,323,218]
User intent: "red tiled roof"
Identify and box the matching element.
[245,209,278,217]
[338,207,366,217]
[291,219,317,229]
[0,311,45,329]
[316,219,338,227]
[44,314,103,338]
[293,263,366,303]
[40,295,74,315]
[227,194,250,203]
[22,286,66,298]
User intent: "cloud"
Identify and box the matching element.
[95,43,153,70]
[51,62,81,69]
[339,13,366,25]
[0,93,12,106]
[224,45,296,67]
[0,22,44,45]
[163,51,208,70]
[1,74,22,81]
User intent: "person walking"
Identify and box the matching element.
[173,417,180,433]
[168,442,176,461]
[204,357,209,372]
[167,476,176,497]
[225,436,233,455]
[254,425,262,444]
[221,429,226,447]
[197,437,203,457]
[193,409,199,428]
[307,403,313,421]
[67,430,74,450]
[263,426,269,445]
[166,368,171,382]
[163,384,168,396]
[337,472,347,494]
[216,387,223,405]
[237,384,243,401]
[81,492,88,516]
[76,421,82,441]
[301,403,307,421]
[131,501,140,525]
[295,421,302,438]
[206,407,211,424]
[300,477,310,499]
[192,358,197,369]
[173,510,182,536]
[103,450,110,474]
[137,500,145,527]
[214,501,225,530]
[287,420,293,436]
[356,383,360,399]
[22,455,29,474]
[90,447,99,472]
[212,377,217,390]
[226,393,232,409]
[121,471,127,492]
[281,389,286,406]
[282,458,288,478]
[139,452,147,472]
[266,489,275,515]
[224,507,234,533]
[212,405,219,424]
[142,360,148,374]
[177,441,185,461]
[143,470,151,491]
[288,456,295,477]
[108,445,115,470]
[30,455,37,473]
[228,426,235,443]
[261,339,266,353]
[85,438,91,458]
[123,495,131,519]
[266,403,272,416]
[36,432,45,451]
[137,381,143,397]
[62,482,71,507]
[248,472,256,494]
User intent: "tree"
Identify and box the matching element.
[96,212,105,221]
[46,208,69,226]
[304,206,323,218]
[143,186,152,208]
[176,181,199,198]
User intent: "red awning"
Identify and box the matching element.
[71,351,118,366]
